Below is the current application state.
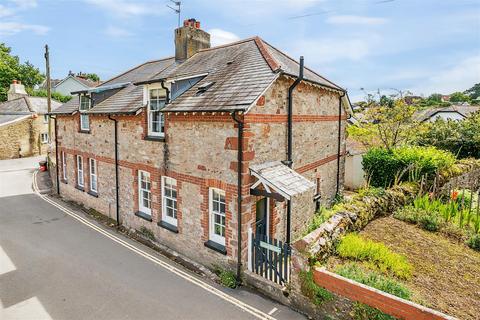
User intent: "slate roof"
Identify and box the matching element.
[52,36,347,115]
[416,105,480,122]
[0,96,61,126]
[250,161,315,200]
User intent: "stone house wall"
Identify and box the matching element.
[0,115,50,160]
[54,76,347,269]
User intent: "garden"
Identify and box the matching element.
[296,124,480,319]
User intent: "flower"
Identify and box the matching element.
[451,190,459,201]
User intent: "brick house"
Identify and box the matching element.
[0,81,61,160]
[50,19,351,274]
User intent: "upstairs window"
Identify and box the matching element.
[40,133,49,144]
[43,114,49,124]
[79,95,91,131]
[148,88,166,137]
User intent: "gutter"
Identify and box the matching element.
[231,111,244,284]
[108,115,120,227]
[336,92,346,195]
[284,56,304,245]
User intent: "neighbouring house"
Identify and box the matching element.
[0,80,61,160]
[50,19,351,277]
[416,105,480,122]
[39,72,98,97]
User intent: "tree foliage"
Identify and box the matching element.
[26,88,72,103]
[449,91,471,103]
[465,83,480,100]
[83,73,100,82]
[0,43,44,101]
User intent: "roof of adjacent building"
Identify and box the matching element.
[0,96,62,126]
[52,36,346,115]
[250,161,315,200]
[415,105,480,121]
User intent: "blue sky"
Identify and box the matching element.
[1,0,479,101]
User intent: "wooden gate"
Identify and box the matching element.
[248,229,291,285]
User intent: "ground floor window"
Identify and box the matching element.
[138,170,151,215]
[89,158,97,193]
[209,188,226,246]
[62,151,67,181]
[40,133,48,144]
[76,155,84,187]
[162,176,177,226]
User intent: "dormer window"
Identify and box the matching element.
[79,95,91,131]
[148,88,166,137]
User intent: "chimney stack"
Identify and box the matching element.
[175,18,210,62]
[7,79,28,101]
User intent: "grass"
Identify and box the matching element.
[352,303,397,320]
[213,266,237,288]
[138,226,155,241]
[335,263,411,299]
[299,270,334,305]
[336,234,413,279]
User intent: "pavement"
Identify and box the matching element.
[0,156,306,320]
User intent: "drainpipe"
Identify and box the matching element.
[336,92,346,195]
[231,110,244,284]
[285,56,304,245]
[108,115,120,227]
[50,115,60,195]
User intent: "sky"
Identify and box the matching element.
[1,0,479,101]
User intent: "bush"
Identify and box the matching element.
[337,234,413,279]
[336,263,411,299]
[363,146,456,188]
[419,213,440,232]
[299,270,334,305]
[352,303,397,320]
[213,267,237,288]
[393,207,425,224]
[467,234,480,251]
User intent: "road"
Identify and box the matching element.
[0,156,306,320]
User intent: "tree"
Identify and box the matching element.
[449,91,470,103]
[465,83,480,100]
[0,43,44,101]
[348,99,418,150]
[84,73,100,82]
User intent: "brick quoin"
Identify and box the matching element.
[313,269,454,320]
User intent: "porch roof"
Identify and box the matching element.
[249,161,315,201]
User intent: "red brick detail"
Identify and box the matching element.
[256,95,266,106]
[224,137,238,150]
[313,269,453,320]
[296,153,342,173]
[244,114,347,123]
[254,37,280,72]
[197,164,206,171]
[168,113,233,123]
[242,150,255,161]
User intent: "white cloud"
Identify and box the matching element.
[8,0,38,9]
[0,22,49,36]
[0,5,15,18]
[104,25,133,38]
[412,55,480,95]
[326,15,388,25]
[209,29,241,47]
[85,0,166,17]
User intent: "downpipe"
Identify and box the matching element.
[336,92,346,196]
[108,115,120,227]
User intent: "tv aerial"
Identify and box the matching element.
[167,1,181,27]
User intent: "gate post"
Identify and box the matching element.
[247,227,253,272]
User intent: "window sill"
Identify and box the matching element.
[135,211,152,222]
[87,190,99,198]
[204,240,227,255]
[61,179,68,184]
[144,135,165,142]
[79,130,90,134]
[75,185,85,192]
[158,220,178,233]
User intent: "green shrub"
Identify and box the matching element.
[467,234,480,251]
[393,207,425,224]
[352,303,397,320]
[337,234,413,279]
[335,263,411,299]
[363,146,455,188]
[419,213,440,232]
[299,270,333,305]
[213,267,237,288]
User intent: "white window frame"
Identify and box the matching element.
[40,133,48,144]
[209,188,226,246]
[62,151,67,181]
[161,176,178,226]
[43,114,49,124]
[148,87,166,137]
[89,158,98,193]
[138,170,152,216]
[76,155,84,187]
[79,95,91,131]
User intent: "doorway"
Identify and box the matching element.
[255,198,269,236]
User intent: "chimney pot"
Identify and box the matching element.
[175,18,210,62]
[12,79,17,84]
[195,21,200,29]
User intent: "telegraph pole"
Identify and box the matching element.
[44,45,51,140]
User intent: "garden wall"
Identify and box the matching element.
[439,160,480,195]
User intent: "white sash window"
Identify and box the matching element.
[162,177,178,226]
[209,188,226,246]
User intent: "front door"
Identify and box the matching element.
[255,198,268,236]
